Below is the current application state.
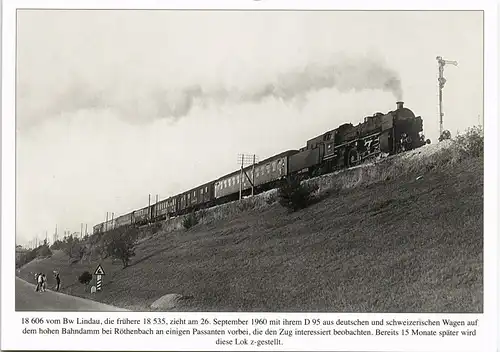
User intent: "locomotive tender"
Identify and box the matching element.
[93,101,428,234]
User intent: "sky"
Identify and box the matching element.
[16,10,483,247]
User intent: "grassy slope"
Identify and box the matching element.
[17,156,483,313]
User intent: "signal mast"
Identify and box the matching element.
[436,56,458,141]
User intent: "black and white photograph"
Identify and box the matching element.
[12,7,486,316]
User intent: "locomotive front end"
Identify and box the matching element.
[393,101,429,152]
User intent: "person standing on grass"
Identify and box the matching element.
[41,273,47,292]
[36,273,43,292]
[34,273,40,292]
[55,272,61,291]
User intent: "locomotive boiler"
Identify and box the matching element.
[288,101,429,177]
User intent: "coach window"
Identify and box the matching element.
[187,194,190,200]
[205,186,208,193]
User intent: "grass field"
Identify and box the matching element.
[17,143,483,313]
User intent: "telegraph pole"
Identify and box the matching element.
[148,194,151,222]
[252,154,256,196]
[436,56,458,139]
[237,154,258,200]
[239,155,244,200]
[155,194,159,220]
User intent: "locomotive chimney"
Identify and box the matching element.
[396,101,404,110]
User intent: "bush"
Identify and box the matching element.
[266,192,277,205]
[149,222,163,235]
[182,212,199,230]
[454,125,483,158]
[78,271,92,285]
[277,176,319,212]
[15,247,37,268]
[237,198,257,212]
[50,240,64,250]
[103,226,139,268]
[61,235,80,258]
[36,245,52,258]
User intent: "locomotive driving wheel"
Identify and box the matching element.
[347,149,360,167]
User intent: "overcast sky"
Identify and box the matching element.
[16,10,483,246]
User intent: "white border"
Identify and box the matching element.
[2,1,498,351]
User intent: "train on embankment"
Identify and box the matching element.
[93,101,430,234]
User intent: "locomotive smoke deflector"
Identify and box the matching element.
[396,101,404,110]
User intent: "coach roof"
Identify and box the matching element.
[216,149,299,182]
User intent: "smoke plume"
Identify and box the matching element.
[17,54,403,128]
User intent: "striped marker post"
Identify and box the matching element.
[94,264,105,292]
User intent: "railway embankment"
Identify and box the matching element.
[17,134,483,312]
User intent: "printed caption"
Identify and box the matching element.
[21,316,480,347]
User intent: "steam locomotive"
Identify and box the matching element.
[93,101,429,234]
